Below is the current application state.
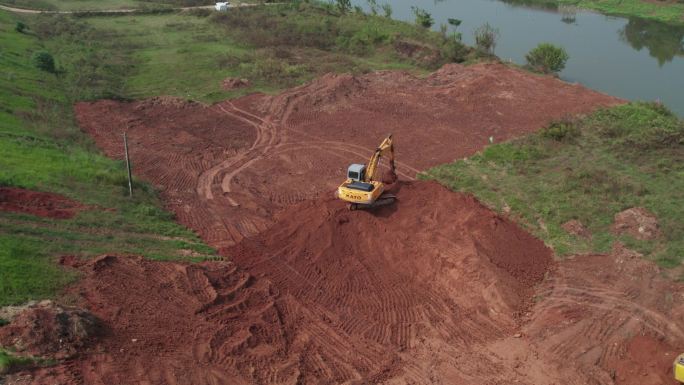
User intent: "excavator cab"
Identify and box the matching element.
[337,135,397,210]
[347,164,366,181]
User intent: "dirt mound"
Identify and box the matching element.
[134,96,200,110]
[0,187,85,219]
[222,77,250,90]
[224,182,553,353]
[393,39,441,66]
[562,219,591,239]
[613,206,661,240]
[0,301,98,360]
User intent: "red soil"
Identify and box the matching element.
[522,244,684,385]
[0,302,98,360]
[10,183,555,384]
[0,187,84,219]
[12,63,679,384]
[74,62,622,250]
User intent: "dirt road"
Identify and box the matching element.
[10,63,682,384]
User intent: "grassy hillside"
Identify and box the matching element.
[0,3,470,306]
[0,10,216,306]
[0,0,211,11]
[71,4,467,102]
[424,103,684,275]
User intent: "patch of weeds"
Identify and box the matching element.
[425,103,684,267]
[0,349,37,375]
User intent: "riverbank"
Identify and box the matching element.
[505,0,684,25]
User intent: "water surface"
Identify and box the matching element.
[356,0,684,115]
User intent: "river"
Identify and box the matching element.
[354,0,684,116]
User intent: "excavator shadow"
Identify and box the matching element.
[368,180,405,218]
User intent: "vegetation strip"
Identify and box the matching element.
[424,102,684,273]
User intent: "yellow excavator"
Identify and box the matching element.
[675,353,684,383]
[337,134,397,210]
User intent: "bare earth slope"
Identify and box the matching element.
[11,182,558,384]
[13,63,682,384]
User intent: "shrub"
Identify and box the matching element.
[367,0,378,15]
[336,0,351,14]
[525,43,569,73]
[411,7,434,28]
[590,103,683,150]
[381,3,392,18]
[541,119,581,141]
[441,33,468,63]
[474,22,499,53]
[447,18,462,27]
[15,22,27,33]
[31,51,55,73]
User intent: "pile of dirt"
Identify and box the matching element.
[222,77,250,90]
[613,207,661,240]
[562,219,592,239]
[227,181,553,329]
[0,187,85,219]
[134,96,200,111]
[0,301,98,360]
[393,39,441,66]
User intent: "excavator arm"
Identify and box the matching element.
[364,134,396,183]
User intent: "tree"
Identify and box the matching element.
[447,18,461,28]
[336,0,351,14]
[367,0,378,15]
[525,43,569,73]
[474,22,499,53]
[32,51,55,73]
[15,22,27,33]
[411,7,434,28]
[381,3,392,18]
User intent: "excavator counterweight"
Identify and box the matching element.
[337,134,397,210]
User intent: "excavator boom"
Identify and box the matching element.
[364,135,396,183]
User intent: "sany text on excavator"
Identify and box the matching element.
[337,134,397,210]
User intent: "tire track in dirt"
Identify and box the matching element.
[520,251,684,385]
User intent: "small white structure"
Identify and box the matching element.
[215,2,229,11]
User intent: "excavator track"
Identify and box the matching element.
[348,195,396,211]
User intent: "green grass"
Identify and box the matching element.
[0,9,217,306]
[0,0,212,11]
[424,103,684,270]
[0,349,37,374]
[77,4,468,102]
